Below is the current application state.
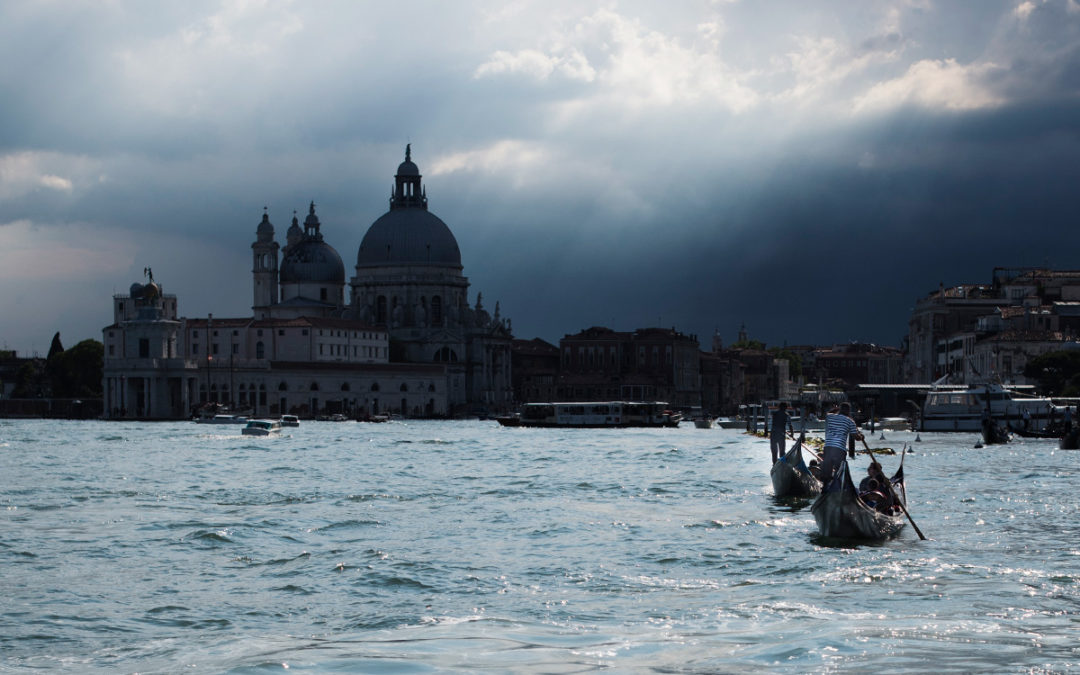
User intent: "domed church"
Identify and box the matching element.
[256,145,514,412]
[104,146,513,419]
[348,146,514,408]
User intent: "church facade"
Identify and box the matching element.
[102,147,513,419]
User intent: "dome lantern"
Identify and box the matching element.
[357,146,461,268]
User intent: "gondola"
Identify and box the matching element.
[1008,425,1059,439]
[1008,420,1068,439]
[981,417,1012,445]
[770,433,822,498]
[811,455,907,540]
[1061,426,1080,450]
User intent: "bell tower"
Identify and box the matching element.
[252,208,279,318]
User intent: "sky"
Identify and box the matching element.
[2,0,1079,356]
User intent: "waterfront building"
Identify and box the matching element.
[509,338,560,404]
[907,267,1080,383]
[811,343,904,388]
[102,147,513,419]
[554,326,702,408]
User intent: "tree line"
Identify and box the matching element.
[9,334,104,399]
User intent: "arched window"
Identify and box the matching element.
[310,382,319,391]
[428,383,436,392]
[400,383,408,392]
[434,347,458,363]
[371,382,380,392]
[256,341,265,359]
[278,381,288,391]
[341,382,350,392]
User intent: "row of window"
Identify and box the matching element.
[319,343,384,358]
[562,345,675,367]
[201,381,437,392]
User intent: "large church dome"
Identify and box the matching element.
[280,202,346,283]
[358,209,460,266]
[356,145,461,268]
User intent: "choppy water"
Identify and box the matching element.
[1,419,1078,673]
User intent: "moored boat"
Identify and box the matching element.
[242,419,282,436]
[196,414,248,425]
[771,434,822,498]
[279,414,300,427]
[495,402,681,428]
[921,383,1063,432]
[811,458,907,540]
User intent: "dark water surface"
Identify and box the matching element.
[1,419,1078,673]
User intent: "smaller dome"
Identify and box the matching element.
[287,215,302,238]
[280,239,345,284]
[257,211,274,234]
[130,281,160,303]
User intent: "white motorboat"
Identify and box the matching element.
[242,419,282,436]
[920,383,1063,432]
[279,414,300,427]
[196,414,248,425]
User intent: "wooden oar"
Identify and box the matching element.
[863,439,926,540]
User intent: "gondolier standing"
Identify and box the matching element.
[770,402,795,463]
[818,402,863,483]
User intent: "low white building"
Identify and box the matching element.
[103,280,446,419]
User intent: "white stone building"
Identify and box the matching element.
[103,147,513,419]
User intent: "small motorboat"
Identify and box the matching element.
[242,419,282,436]
[279,414,300,427]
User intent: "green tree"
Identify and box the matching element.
[12,359,48,398]
[47,332,64,360]
[48,339,104,398]
[1023,350,1080,396]
[769,347,804,380]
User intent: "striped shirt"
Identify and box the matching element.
[824,413,858,450]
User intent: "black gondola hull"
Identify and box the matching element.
[771,438,821,498]
[811,461,906,540]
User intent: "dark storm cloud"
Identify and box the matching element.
[3,1,1080,355]
[476,95,1080,348]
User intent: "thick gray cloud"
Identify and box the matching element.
[2,0,1078,355]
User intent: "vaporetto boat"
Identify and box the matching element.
[496,402,682,428]
[920,382,1064,432]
